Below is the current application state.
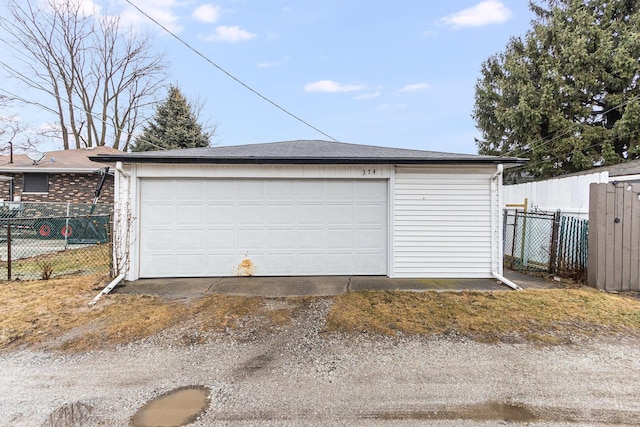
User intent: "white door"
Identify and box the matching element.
[138,178,388,277]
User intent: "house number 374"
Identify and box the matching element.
[362,168,376,175]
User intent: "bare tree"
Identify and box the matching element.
[0,0,166,150]
[0,94,39,153]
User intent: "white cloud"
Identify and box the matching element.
[204,25,256,42]
[304,80,367,93]
[120,0,183,33]
[77,0,101,16]
[192,4,222,23]
[441,1,512,28]
[354,91,381,100]
[48,0,101,17]
[399,83,431,92]
[257,56,291,68]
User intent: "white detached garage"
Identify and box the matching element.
[91,140,524,281]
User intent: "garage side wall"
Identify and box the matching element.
[392,166,496,278]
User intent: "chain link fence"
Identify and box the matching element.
[0,202,113,280]
[504,209,589,281]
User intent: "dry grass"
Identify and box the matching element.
[326,289,640,343]
[2,276,640,353]
[0,275,291,352]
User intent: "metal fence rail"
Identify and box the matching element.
[0,202,112,280]
[504,209,589,280]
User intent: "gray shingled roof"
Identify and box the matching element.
[89,140,526,165]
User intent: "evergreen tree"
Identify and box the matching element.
[474,0,640,179]
[132,85,211,151]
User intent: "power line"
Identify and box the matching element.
[123,0,339,143]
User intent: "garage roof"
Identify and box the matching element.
[90,140,526,165]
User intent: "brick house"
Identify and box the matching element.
[0,146,117,204]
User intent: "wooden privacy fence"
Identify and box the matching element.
[588,182,640,291]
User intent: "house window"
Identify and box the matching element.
[23,173,49,193]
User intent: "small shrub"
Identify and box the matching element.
[40,261,54,280]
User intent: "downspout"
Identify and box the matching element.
[490,164,523,291]
[89,274,125,306]
[115,161,131,279]
[116,161,130,178]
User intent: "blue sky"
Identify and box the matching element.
[3,1,536,154]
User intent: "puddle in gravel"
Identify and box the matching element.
[371,401,537,422]
[131,386,210,427]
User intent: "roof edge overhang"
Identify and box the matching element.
[0,167,113,174]
[89,155,527,166]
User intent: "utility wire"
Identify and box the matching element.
[123,0,339,143]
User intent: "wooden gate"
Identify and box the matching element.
[588,182,640,291]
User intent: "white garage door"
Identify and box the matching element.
[138,178,388,277]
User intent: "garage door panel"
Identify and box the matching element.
[356,228,386,248]
[354,253,387,273]
[297,205,324,224]
[267,205,296,224]
[176,181,207,200]
[330,181,355,198]
[144,205,176,226]
[357,180,386,198]
[139,178,388,277]
[357,204,386,224]
[267,181,295,198]
[298,229,325,249]
[180,206,206,224]
[237,228,267,249]
[267,229,297,249]
[236,181,264,199]
[176,230,205,248]
[237,205,265,224]
[297,181,325,199]
[327,205,354,224]
[206,182,235,200]
[146,255,179,275]
[326,228,353,248]
[206,254,236,272]
[142,230,175,251]
[176,254,206,272]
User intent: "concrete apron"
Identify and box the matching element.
[114,270,555,298]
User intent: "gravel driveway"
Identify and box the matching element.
[1,299,640,426]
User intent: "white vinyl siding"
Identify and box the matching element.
[392,167,494,278]
[138,178,388,277]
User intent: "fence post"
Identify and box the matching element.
[64,201,70,249]
[7,218,11,280]
[549,210,561,274]
[511,212,519,269]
